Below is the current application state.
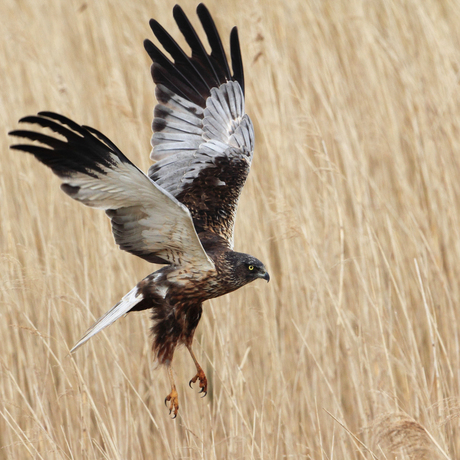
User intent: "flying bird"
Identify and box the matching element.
[9,3,268,417]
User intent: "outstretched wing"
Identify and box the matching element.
[9,112,214,269]
[145,4,254,248]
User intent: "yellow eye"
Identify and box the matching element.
[248,265,254,271]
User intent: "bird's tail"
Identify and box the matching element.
[70,285,144,353]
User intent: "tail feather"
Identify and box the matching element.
[70,286,144,353]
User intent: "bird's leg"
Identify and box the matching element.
[164,364,179,418]
[187,344,207,397]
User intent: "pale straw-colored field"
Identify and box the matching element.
[2,0,460,458]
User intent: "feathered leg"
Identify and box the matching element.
[150,297,182,417]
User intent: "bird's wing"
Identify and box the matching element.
[9,112,214,269]
[145,4,254,248]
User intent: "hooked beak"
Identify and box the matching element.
[262,271,270,283]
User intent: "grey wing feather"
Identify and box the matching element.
[151,85,204,160]
[146,7,254,247]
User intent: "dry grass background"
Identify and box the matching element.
[1,0,460,458]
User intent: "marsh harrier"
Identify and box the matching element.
[10,3,268,417]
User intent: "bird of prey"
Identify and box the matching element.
[9,3,269,417]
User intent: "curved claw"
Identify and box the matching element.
[164,389,179,418]
[189,369,208,397]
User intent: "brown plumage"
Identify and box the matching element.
[9,4,268,417]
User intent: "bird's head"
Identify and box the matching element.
[224,251,270,290]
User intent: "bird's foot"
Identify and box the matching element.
[164,388,179,418]
[189,368,207,397]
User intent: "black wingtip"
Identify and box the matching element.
[196,3,208,15]
[146,4,243,107]
[8,111,133,178]
[15,111,59,126]
[37,111,59,118]
[9,143,26,151]
[196,4,231,79]
[149,18,158,31]
[230,26,244,95]
[143,38,152,54]
[18,115,39,124]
